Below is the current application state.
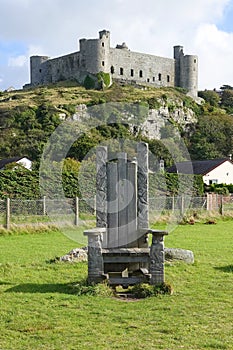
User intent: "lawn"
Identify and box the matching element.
[0,220,233,350]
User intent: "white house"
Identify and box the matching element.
[0,157,32,170]
[167,158,233,185]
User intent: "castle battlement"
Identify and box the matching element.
[28,30,198,97]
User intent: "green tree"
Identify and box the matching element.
[189,114,233,159]
[220,89,233,113]
[198,90,220,107]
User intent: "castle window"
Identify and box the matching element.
[120,67,124,75]
[147,78,150,82]
[102,61,105,66]
[39,69,42,73]
[167,75,170,82]
[139,70,143,78]
[153,77,155,82]
[194,59,196,63]
[158,73,162,81]
[102,42,104,47]
[131,69,134,77]
[111,66,115,74]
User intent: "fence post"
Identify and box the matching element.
[93,195,96,216]
[43,196,46,216]
[172,195,175,212]
[206,193,210,211]
[219,195,224,215]
[6,197,10,230]
[75,197,79,226]
[181,195,185,216]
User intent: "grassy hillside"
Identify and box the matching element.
[0,82,194,109]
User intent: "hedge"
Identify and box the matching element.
[0,168,204,199]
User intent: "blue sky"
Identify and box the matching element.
[0,0,233,91]
[219,1,233,31]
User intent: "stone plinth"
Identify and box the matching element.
[149,229,168,285]
[84,228,106,283]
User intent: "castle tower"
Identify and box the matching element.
[30,56,50,85]
[79,30,110,75]
[174,46,198,97]
[174,45,183,87]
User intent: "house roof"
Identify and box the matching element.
[0,157,29,169]
[166,158,232,175]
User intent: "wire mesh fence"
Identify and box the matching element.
[0,200,6,226]
[221,195,233,214]
[0,194,232,229]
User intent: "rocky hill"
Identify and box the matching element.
[0,82,232,166]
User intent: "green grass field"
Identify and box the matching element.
[0,220,233,350]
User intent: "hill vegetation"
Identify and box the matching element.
[0,82,233,198]
[1,82,233,163]
[0,83,199,163]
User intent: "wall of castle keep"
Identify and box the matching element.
[28,30,198,97]
[48,52,82,84]
[110,48,174,87]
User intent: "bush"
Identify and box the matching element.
[208,183,232,195]
[83,75,96,90]
[198,90,220,107]
[96,72,111,88]
[130,282,173,298]
[73,279,114,297]
[147,97,161,109]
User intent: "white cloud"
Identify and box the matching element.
[194,23,233,89]
[8,55,27,67]
[0,0,233,89]
[28,45,48,57]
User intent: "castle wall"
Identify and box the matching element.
[48,52,82,83]
[110,48,175,87]
[31,52,86,85]
[28,30,198,97]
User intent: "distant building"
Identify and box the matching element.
[26,30,198,97]
[167,158,233,185]
[4,86,15,92]
[0,157,32,171]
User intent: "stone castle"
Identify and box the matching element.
[28,30,198,97]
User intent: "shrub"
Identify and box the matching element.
[147,97,161,109]
[130,282,173,298]
[96,72,111,88]
[208,183,231,195]
[83,75,96,90]
[73,279,114,297]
